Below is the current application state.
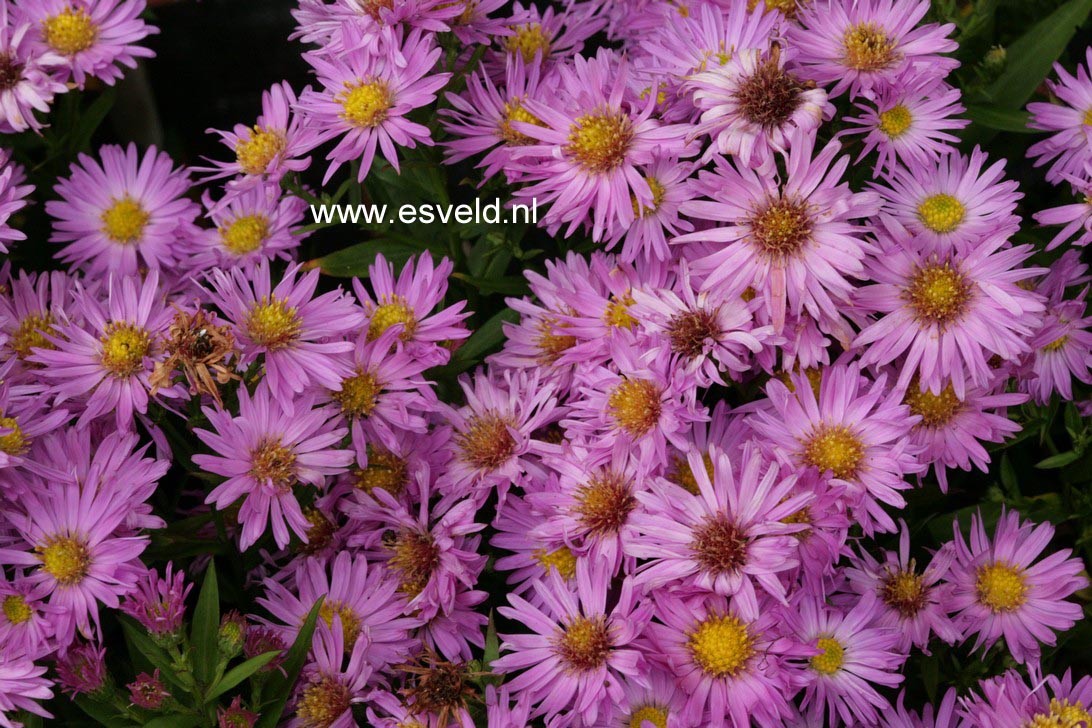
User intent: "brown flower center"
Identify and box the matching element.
[574,471,636,537]
[691,515,748,577]
[455,412,516,471]
[905,262,971,326]
[555,616,612,671]
[750,197,813,258]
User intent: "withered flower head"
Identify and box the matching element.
[398,651,484,726]
[150,306,240,407]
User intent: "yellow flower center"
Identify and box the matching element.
[246,298,301,349]
[555,615,612,671]
[632,177,667,218]
[917,193,966,234]
[0,416,29,456]
[353,446,407,495]
[604,292,637,329]
[803,424,864,480]
[688,613,754,678]
[751,198,813,258]
[533,546,577,580]
[299,508,335,555]
[575,471,636,537]
[296,675,351,728]
[975,561,1027,613]
[100,196,150,244]
[1025,699,1092,728]
[11,313,56,362]
[368,298,417,341]
[905,382,963,428]
[906,262,971,326]
[879,104,913,139]
[339,80,392,128]
[317,599,362,648]
[842,23,897,71]
[810,636,844,675]
[608,378,662,437]
[38,536,91,586]
[1083,107,1092,127]
[389,529,439,598]
[1044,334,1069,352]
[666,451,714,495]
[455,412,516,471]
[333,369,381,418]
[235,127,287,176]
[2,594,33,625]
[220,215,269,255]
[249,438,297,490]
[41,7,97,55]
[505,23,552,63]
[880,569,928,616]
[565,110,635,173]
[99,322,152,377]
[500,98,545,145]
[534,316,576,364]
[629,705,670,728]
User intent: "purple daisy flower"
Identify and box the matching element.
[1020,295,1092,403]
[627,445,810,614]
[677,132,880,333]
[0,148,32,255]
[0,385,69,471]
[493,562,651,727]
[1027,47,1092,184]
[119,563,190,641]
[611,667,685,728]
[17,0,156,87]
[854,232,1044,399]
[0,576,60,659]
[46,143,200,276]
[190,184,308,271]
[0,4,65,134]
[490,1,604,71]
[1034,171,1092,250]
[963,668,1092,728]
[605,154,697,264]
[193,384,354,550]
[0,269,74,379]
[288,617,373,728]
[788,0,958,100]
[0,651,52,726]
[946,509,1089,665]
[298,27,450,183]
[205,260,363,400]
[491,493,581,601]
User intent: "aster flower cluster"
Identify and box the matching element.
[1,0,1092,726]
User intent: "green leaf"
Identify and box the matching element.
[255,597,324,728]
[964,106,1033,133]
[191,562,220,686]
[449,308,519,371]
[483,611,499,671]
[205,651,281,702]
[451,272,528,296]
[1036,451,1082,469]
[70,88,118,153]
[144,714,203,728]
[73,696,131,726]
[317,240,422,277]
[120,617,189,691]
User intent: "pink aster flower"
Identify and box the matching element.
[963,668,1092,728]
[791,593,905,727]
[882,688,959,728]
[871,147,1021,255]
[946,509,1089,665]
[491,493,582,601]
[511,49,687,241]
[1027,47,1092,184]
[493,562,651,727]
[0,386,69,471]
[750,363,923,535]
[190,185,308,271]
[288,618,373,728]
[55,642,106,695]
[491,1,604,70]
[199,81,319,188]
[119,563,190,641]
[0,652,52,726]
[788,0,958,100]
[0,268,74,381]
[1034,172,1092,249]
[604,155,697,264]
[46,143,200,276]
[854,232,1045,399]
[0,148,32,255]
[0,4,65,134]
[31,272,179,431]
[677,132,880,333]
[298,27,450,183]
[627,445,810,615]
[193,384,354,550]
[205,260,362,400]
[0,576,60,659]
[17,0,155,87]
[1021,296,1092,403]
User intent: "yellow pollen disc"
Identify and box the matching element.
[555,616,612,671]
[500,98,545,145]
[803,424,864,480]
[333,369,381,417]
[917,193,966,234]
[1025,698,1092,728]
[353,446,407,495]
[2,594,33,625]
[534,316,576,364]
[688,613,754,678]
[608,378,662,437]
[456,412,516,471]
[339,80,392,128]
[975,561,1027,613]
[317,600,362,648]
[632,177,667,218]
[604,292,637,329]
[1083,108,1092,127]
[300,508,335,555]
[880,569,927,616]
[41,8,98,55]
[575,471,636,536]
[879,104,912,139]
[220,215,269,255]
[905,382,962,428]
[906,262,971,326]
[249,439,297,490]
[781,504,812,539]
[505,23,552,63]
[100,196,150,244]
[629,705,669,728]
[748,0,798,15]
[0,416,29,456]
[842,23,897,71]
[565,110,635,173]
[751,198,813,258]
[246,298,301,349]
[810,636,844,675]
[11,313,56,361]
[235,127,287,176]
[533,546,577,579]
[296,675,351,728]
[389,529,439,598]
[368,298,417,341]
[667,451,714,495]
[99,322,152,377]
[1044,334,1069,352]
[38,536,91,586]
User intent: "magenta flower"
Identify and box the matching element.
[0,576,59,659]
[190,184,308,271]
[1027,47,1092,184]
[963,668,1092,727]
[946,509,1089,665]
[288,619,373,728]
[0,148,32,255]
[1035,173,1092,250]
[193,384,354,550]
[0,268,73,380]
[0,3,66,133]
[1020,296,1092,403]
[604,155,697,264]
[491,493,581,601]
[0,650,53,724]
[55,642,107,696]
[490,1,604,70]
[120,563,191,641]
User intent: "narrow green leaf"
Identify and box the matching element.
[450,308,519,370]
[191,562,220,686]
[73,697,130,726]
[451,272,529,296]
[483,611,499,671]
[144,714,203,728]
[255,597,324,728]
[1036,451,1082,469]
[205,651,281,702]
[964,106,1033,133]
[317,240,421,277]
[120,617,189,691]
